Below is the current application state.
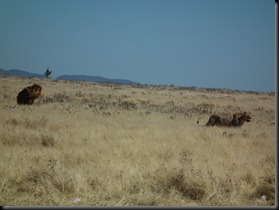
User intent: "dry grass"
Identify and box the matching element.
[0,75,276,206]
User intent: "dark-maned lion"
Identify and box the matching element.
[17,84,42,105]
[197,112,251,128]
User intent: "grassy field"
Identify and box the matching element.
[0,75,276,206]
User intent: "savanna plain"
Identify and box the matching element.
[0,75,276,207]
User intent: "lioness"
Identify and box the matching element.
[197,112,251,128]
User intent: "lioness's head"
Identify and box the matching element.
[241,112,252,122]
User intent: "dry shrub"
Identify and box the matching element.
[168,169,206,200]
[216,176,234,199]
[1,131,42,147]
[0,133,23,146]
[241,172,257,186]
[1,117,51,147]
[118,100,137,110]
[6,118,20,126]
[39,93,72,104]
[51,175,76,194]
[251,162,275,205]
[24,157,75,194]
[253,184,275,205]
[151,167,206,200]
[75,91,85,98]
[150,150,206,201]
[41,134,55,147]
[5,157,59,197]
[24,116,48,129]
[6,116,48,130]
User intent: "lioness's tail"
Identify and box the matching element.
[197,117,207,127]
[197,117,203,126]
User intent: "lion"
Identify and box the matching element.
[17,84,42,105]
[197,112,251,128]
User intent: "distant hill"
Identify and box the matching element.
[57,75,138,85]
[0,68,45,78]
[0,68,138,85]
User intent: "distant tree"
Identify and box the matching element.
[44,68,52,78]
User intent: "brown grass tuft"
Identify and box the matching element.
[41,134,55,147]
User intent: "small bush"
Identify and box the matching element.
[41,134,55,147]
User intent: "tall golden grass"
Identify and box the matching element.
[0,75,276,206]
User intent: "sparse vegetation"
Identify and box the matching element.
[0,75,275,206]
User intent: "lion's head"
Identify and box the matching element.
[28,84,42,98]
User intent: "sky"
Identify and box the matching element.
[0,0,275,92]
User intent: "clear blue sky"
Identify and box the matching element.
[0,0,275,92]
